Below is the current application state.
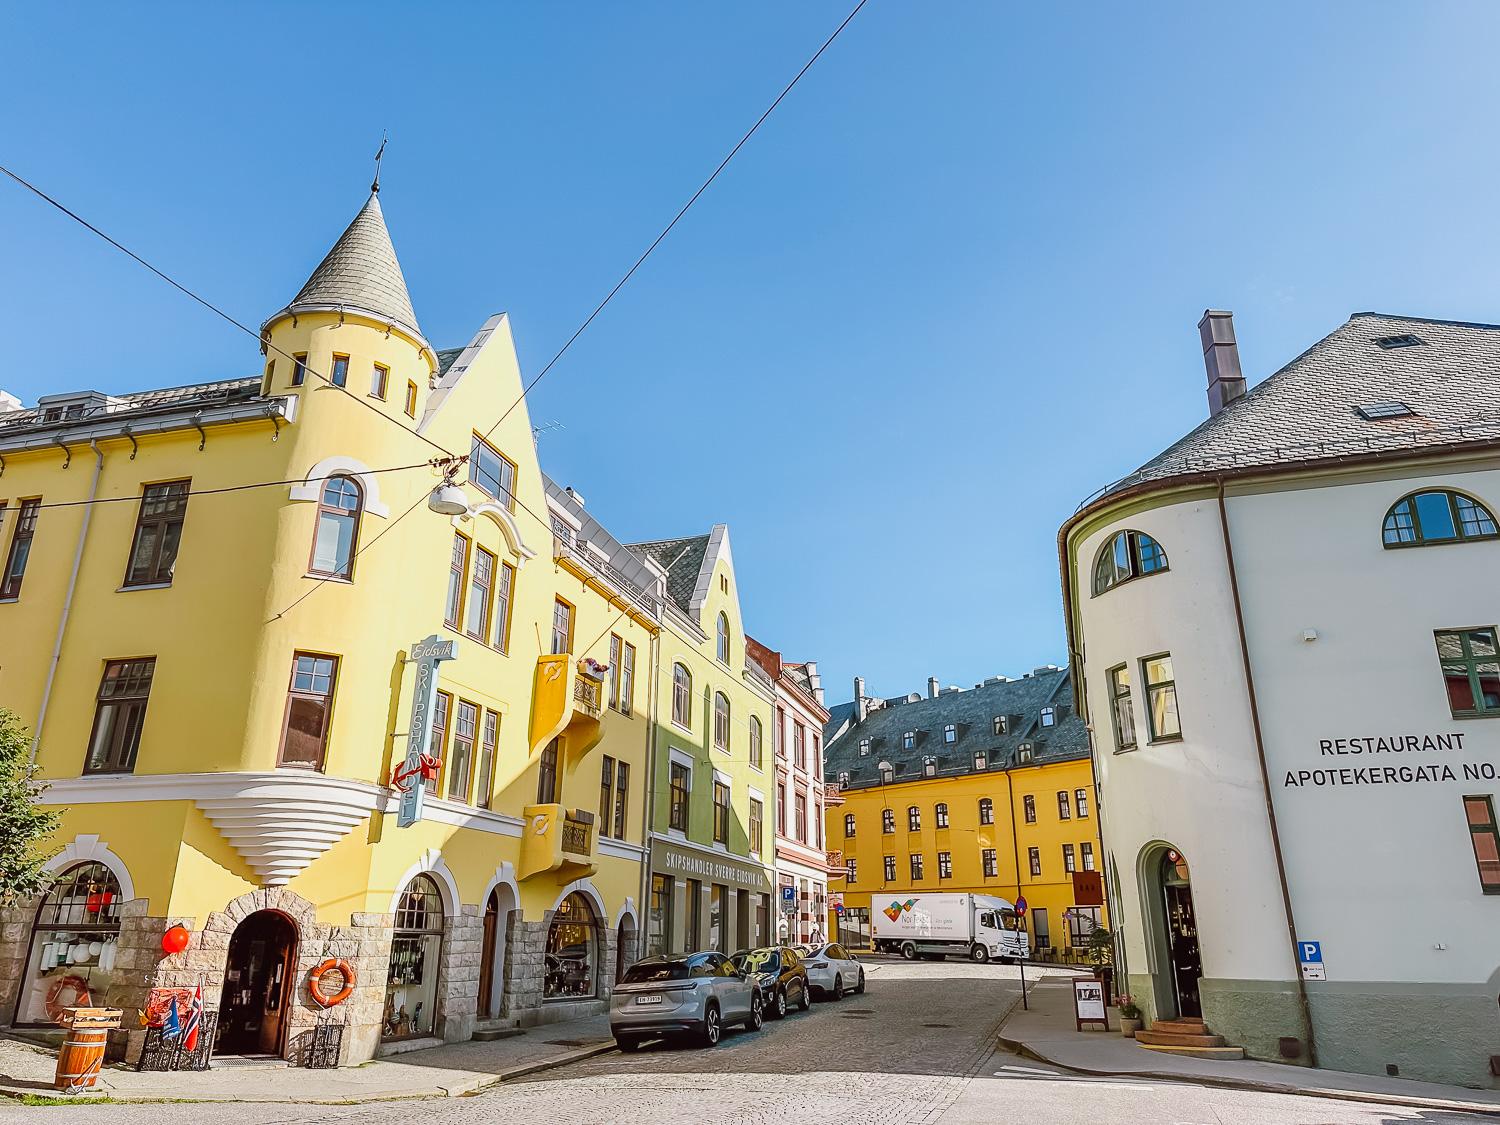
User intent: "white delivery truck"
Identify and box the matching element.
[871,892,1028,963]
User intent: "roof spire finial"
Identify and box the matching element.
[371,131,388,194]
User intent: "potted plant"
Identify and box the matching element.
[1085,925,1115,1003]
[1117,995,1143,1037]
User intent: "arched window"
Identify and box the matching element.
[907,805,921,831]
[978,797,994,825]
[716,612,730,665]
[17,862,123,1026]
[748,715,763,769]
[935,802,949,828]
[672,664,692,728]
[310,475,363,579]
[385,873,445,1041]
[714,692,730,752]
[1092,529,1168,595]
[1383,489,1498,548]
[545,892,598,999]
[844,812,856,837]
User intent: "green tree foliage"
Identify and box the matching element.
[0,710,60,904]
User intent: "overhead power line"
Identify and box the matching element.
[478,0,869,444]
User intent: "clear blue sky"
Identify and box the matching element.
[5,3,1499,705]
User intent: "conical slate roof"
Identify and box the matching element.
[264,193,425,344]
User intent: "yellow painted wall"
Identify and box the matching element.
[829,756,1107,949]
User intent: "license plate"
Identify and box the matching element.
[634,994,663,1005]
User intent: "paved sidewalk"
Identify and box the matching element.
[0,1012,615,1103]
[999,975,1500,1117]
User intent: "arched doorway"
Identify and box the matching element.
[1146,847,1202,1019]
[384,874,445,1041]
[615,913,638,983]
[544,892,598,1000]
[216,911,298,1057]
[477,883,516,1021]
[14,862,124,1027]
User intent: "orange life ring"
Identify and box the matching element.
[45,975,92,1024]
[308,958,356,1007]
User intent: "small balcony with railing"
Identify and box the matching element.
[519,805,598,882]
[527,654,607,767]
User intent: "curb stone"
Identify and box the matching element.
[0,1041,620,1105]
[995,1033,1500,1119]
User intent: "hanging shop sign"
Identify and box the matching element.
[396,635,457,828]
[1071,870,1104,906]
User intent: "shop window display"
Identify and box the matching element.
[16,863,123,1026]
[384,875,444,1040]
[544,893,597,999]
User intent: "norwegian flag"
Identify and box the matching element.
[182,984,203,1053]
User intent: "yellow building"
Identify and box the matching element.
[0,185,719,1064]
[823,668,1107,957]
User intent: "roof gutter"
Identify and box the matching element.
[1056,432,1500,711]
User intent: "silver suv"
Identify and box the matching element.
[610,951,764,1049]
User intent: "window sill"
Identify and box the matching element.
[1113,744,1138,754]
[671,721,694,736]
[0,597,16,604]
[1447,712,1500,721]
[117,582,173,593]
[1147,734,1184,745]
[305,574,355,585]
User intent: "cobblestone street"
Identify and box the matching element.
[4,961,1489,1124]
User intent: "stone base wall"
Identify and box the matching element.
[1,882,634,1067]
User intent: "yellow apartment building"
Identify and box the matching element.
[0,184,731,1065]
[823,667,1107,957]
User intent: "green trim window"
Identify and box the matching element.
[1384,490,1498,548]
[1142,654,1181,742]
[1435,628,1500,718]
[1463,795,1500,893]
[1092,529,1168,595]
[1108,664,1136,751]
[668,762,690,831]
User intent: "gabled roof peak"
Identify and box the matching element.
[263,192,427,349]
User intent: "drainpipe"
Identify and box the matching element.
[1004,769,1021,905]
[1216,477,1318,1066]
[31,440,104,764]
[636,625,662,958]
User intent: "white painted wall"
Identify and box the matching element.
[1076,497,1299,984]
[1228,464,1500,985]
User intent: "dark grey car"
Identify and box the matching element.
[610,952,764,1049]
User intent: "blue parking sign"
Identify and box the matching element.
[1298,941,1322,963]
[781,886,796,905]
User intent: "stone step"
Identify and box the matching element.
[1151,1018,1209,1035]
[1134,1029,1227,1047]
[1137,1042,1246,1061]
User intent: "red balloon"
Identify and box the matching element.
[161,924,190,954]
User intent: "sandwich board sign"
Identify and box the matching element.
[1297,940,1326,981]
[1072,977,1109,1031]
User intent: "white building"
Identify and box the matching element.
[1062,310,1500,1087]
[748,639,835,944]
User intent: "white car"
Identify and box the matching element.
[801,942,865,1000]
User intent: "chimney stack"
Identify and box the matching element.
[805,661,824,707]
[854,676,867,723]
[1200,309,1246,415]
[927,676,939,699]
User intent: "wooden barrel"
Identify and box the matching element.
[54,1027,108,1090]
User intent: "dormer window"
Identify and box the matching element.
[973,751,986,771]
[943,723,956,744]
[859,738,871,756]
[1093,529,1168,595]
[923,756,936,777]
[992,715,1007,736]
[1040,706,1055,728]
[838,771,850,785]
[1018,743,1034,764]
[903,731,915,750]
[879,763,894,784]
